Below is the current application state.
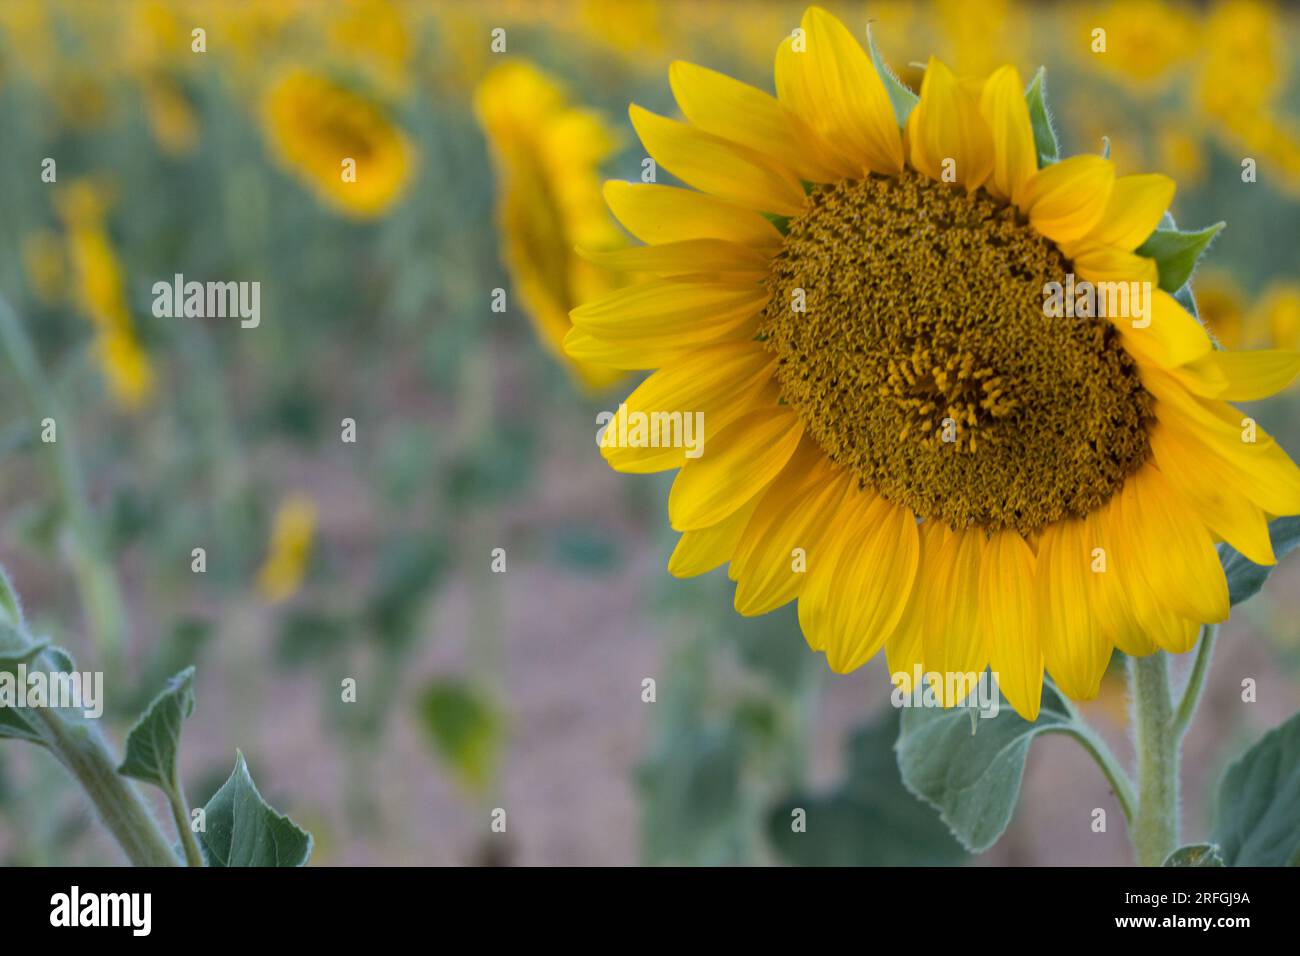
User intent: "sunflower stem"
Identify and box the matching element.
[1173,624,1218,740]
[1057,723,1136,825]
[1129,651,1179,867]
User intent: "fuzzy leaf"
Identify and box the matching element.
[1136,223,1225,293]
[198,751,312,867]
[1218,516,1300,607]
[118,667,195,790]
[1211,712,1300,866]
[896,682,1074,852]
[867,25,917,126]
[1024,68,1059,167]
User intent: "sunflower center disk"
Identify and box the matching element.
[759,170,1155,533]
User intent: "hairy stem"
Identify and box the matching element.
[167,782,205,867]
[1130,652,1179,867]
[1056,723,1137,825]
[1174,623,1218,740]
[31,704,178,867]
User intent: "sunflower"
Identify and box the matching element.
[256,494,317,604]
[566,6,1300,720]
[476,60,627,391]
[57,182,154,410]
[261,67,414,219]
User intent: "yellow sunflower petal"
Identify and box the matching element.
[798,491,919,671]
[668,495,761,578]
[570,278,766,341]
[668,408,804,530]
[1149,420,1275,565]
[601,343,775,473]
[921,526,988,705]
[732,469,851,616]
[885,520,947,689]
[1184,349,1300,402]
[578,238,771,278]
[564,325,725,370]
[602,181,783,250]
[1145,368,1300,516]
[1087,501,1157,657]
[907,56,994,191]
[628,105,806,215]
[1118,464,1229,625]
[1037,518,1112,701]
[1084,174,1176,252]
[1025,154,1114,243]
[1071,244,1160,286]
[823,496,920,673]
[668,60,849,183]
[774,6,904,175]
[980,529,1042,721]
[1122,287,1215,368]
[978,64,1036,206]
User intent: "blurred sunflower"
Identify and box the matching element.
[56,182,153,410]
[1254,283,1300,350]
[1075,0,1198,92]
[476,60,627,390]
[256,494,317,604]
[567,6,1300,720]
[261,68,414,218]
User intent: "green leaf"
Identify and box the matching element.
[896,683,1074,852]
[118,667,195,790]
[1163,844,1225,867]
[1024,68,1059,167]
[1135,223,1225,293]
[417,679,503,793]
[1211,711,1300,866]
[768,710,965,865]
[1218,516,1300,607]
[0,643,49,745]
[867,25,917,126]
[198,751,313,867]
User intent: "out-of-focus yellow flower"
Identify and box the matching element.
[933,0,1026,77]
[124,0,191,74]
[1157,123,1206,188]
[1254,283,1300,350]
[1193,270,1251,350]
[256,494,317,604]
[142,76,200,156]
[476,61,627,391]
[56,182,153,410]
[21,230,67,307]
[577,0,667,56]
[327,0,413,95]
[1076,0,1198,91]
[261,68,415,218]
[1196,0,1284,124]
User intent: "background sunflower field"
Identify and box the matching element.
[0,0,1297,866]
